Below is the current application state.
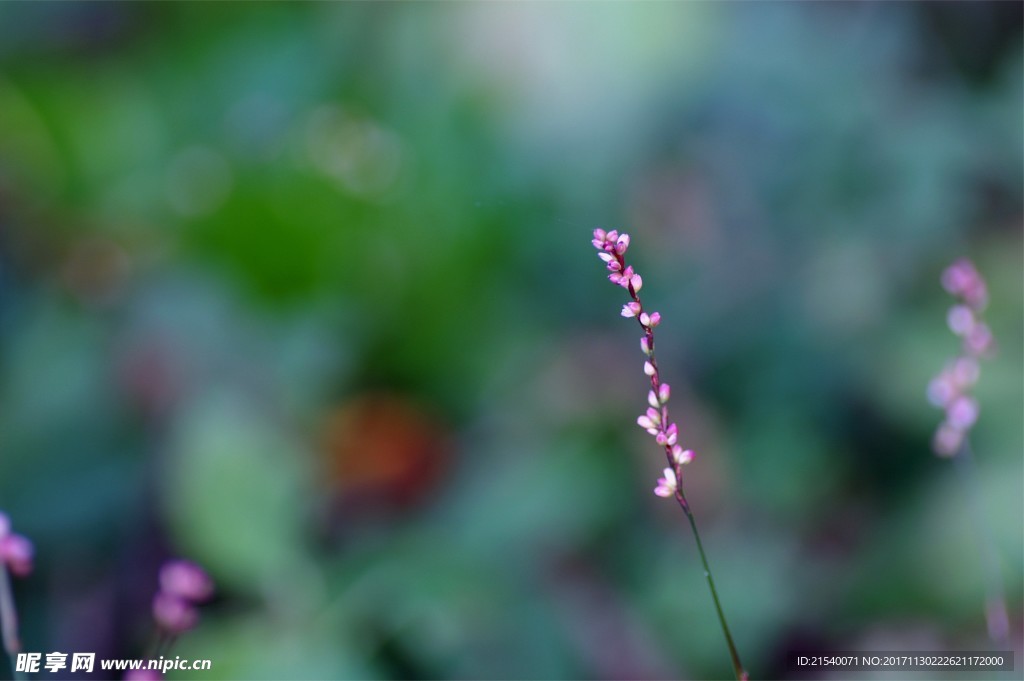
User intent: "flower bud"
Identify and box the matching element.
[615,234,630,255]
[672,446,694,465]
[653,468,677,498]
[153,592,198,634]
[160,560,214,603]
[0,534,33,577]
[947,305,974,336]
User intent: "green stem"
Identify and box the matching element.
[0,564,25,681]
[675,488,748,681]
[952,438,1009,646]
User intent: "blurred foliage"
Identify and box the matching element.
[0,2,1021,680]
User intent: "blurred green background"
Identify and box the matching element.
[0,2,1021,679]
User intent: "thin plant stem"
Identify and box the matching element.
[592,230,749,678]
[952,438,1009,647]
[0,564,25,681]
[675,489,749,681]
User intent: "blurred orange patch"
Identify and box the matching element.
[321,393,451,508]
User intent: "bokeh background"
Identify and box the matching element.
[0,2,1021,679]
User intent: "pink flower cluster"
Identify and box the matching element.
[152,560,213,635]
[0,512,33,578]
[592,229,694,498]
[928,259,993,457]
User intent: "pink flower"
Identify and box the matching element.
[942,258,988,310]
[929,258,993,457]
[654,468,677,498]
[588,229,699,503]
[0,512,34,577]
[150,558,213,636]
[947,305,974,336]
[615,234,630,254]
[933,421,964,457]
[965,323,993,356]
[159,560,213,603]
[0,534,34,577]
[152,591,198,634]
[946,395,979,430]
[640,337,651,355]
[672,447,694,466]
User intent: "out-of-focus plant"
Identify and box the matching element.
[123,560,214,680]
[0,511,34,680]
[927,259,1008,646]
[590,228,748,680]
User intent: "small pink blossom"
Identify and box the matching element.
[933,421,963,457]
[952,357,980,387]
[965,323,993,356]
[622,302,641,318]
[942,258,988,310]
[637,415,657,431]
[0,513,34,577]
[658,383,670,404]
[640,337,651,355]
[615,234,630,254]
[654,468,677,498]
[647,312,661,327]
[947,305,974,336]
[153,591,198,634]
[159,560,213,603]
[639,312,651,326]
[0,534,34,577]
[629,273,643,292]
[648,390,660,408]
[927,373,955,408]
[643,361,655,376]
[672,447,694,466]
[946,395,979,430]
